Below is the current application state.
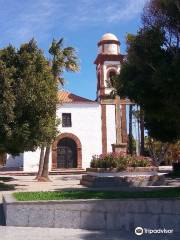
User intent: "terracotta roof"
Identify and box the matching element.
[57,91,96,104]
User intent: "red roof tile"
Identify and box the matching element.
[57,91,95,103]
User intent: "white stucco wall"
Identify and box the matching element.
[6,149,52,172]
[104,43,118,55]
[106,105,116,152]
[5,103,102,172]
[57,103,102,169]
[23,148,52,172]
[6,154,24,169]
[5,102,118,171]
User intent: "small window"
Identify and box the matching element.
[62,113,72,127]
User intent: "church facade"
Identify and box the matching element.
[6,33,128,172]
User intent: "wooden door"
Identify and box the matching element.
[57,138,77,168]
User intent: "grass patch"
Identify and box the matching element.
[14,188,180,201]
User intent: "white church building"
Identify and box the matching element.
[5,33,128,172]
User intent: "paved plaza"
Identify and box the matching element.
[0,170,179,200]
[0,172,180,239]
[0,226,179,240]
[0,174,84,200]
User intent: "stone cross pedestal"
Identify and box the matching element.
[112,96,127,154]
[112,143,127,154]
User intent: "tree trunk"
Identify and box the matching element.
[35,146,45,180]
[140,108,145,156]
[136,108,140,156]
[38,145,51,182]
[129,105,133,155]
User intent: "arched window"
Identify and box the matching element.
[108,70,116,87]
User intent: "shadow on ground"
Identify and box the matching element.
[72,231,134,240]
[0,177,15,182]
[0,176,16,191]
[79,231,179,240]
[0,204,5,226]
[0,182,15,191]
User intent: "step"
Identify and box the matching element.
[0,169,86,176]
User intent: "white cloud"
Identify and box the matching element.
[63,0,149,27]
[0,0,63,44]
[106,0,148,22]
[0,0,148,44]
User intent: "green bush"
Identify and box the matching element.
[90,153,151,170]
[91,154,116,168]
[130,156,151,168]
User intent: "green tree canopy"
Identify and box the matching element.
[0,46,16,153]
[0,39,57,155]
[115,0,180,142]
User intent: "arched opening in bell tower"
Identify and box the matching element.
[108,70,117,87]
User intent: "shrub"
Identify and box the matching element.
[91,154,116,168]
[130,156,151,168]
[90,153,151,170]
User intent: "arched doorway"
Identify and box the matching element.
[52,133,82,169]
[57,138,77,168]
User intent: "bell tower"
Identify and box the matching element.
[94,33,123,100]
[94,33,127,154]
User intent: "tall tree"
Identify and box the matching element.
[133,107,141,156]
[0,40,57,167]
[140,108,145,155]
[128,104,133,155]
[39,38,79,181]
[115,0,180,142]
[0,46,16,154]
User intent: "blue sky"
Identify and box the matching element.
[0,0,148,100]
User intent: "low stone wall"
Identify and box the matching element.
[3,194,180,232]
[80,174,165,187]
[86,167,158,172]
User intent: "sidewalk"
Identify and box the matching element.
[0,174,84,201]
[0,173,180,240]
[0,226,179,240]
[0,173,180,202]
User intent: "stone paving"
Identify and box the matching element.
[0,172,180,202]
[0,226,179,240]
[0,174,84,201]
[0,174,85,226]
[0,172,180,239]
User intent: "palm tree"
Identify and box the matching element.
[39,38,79,181]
